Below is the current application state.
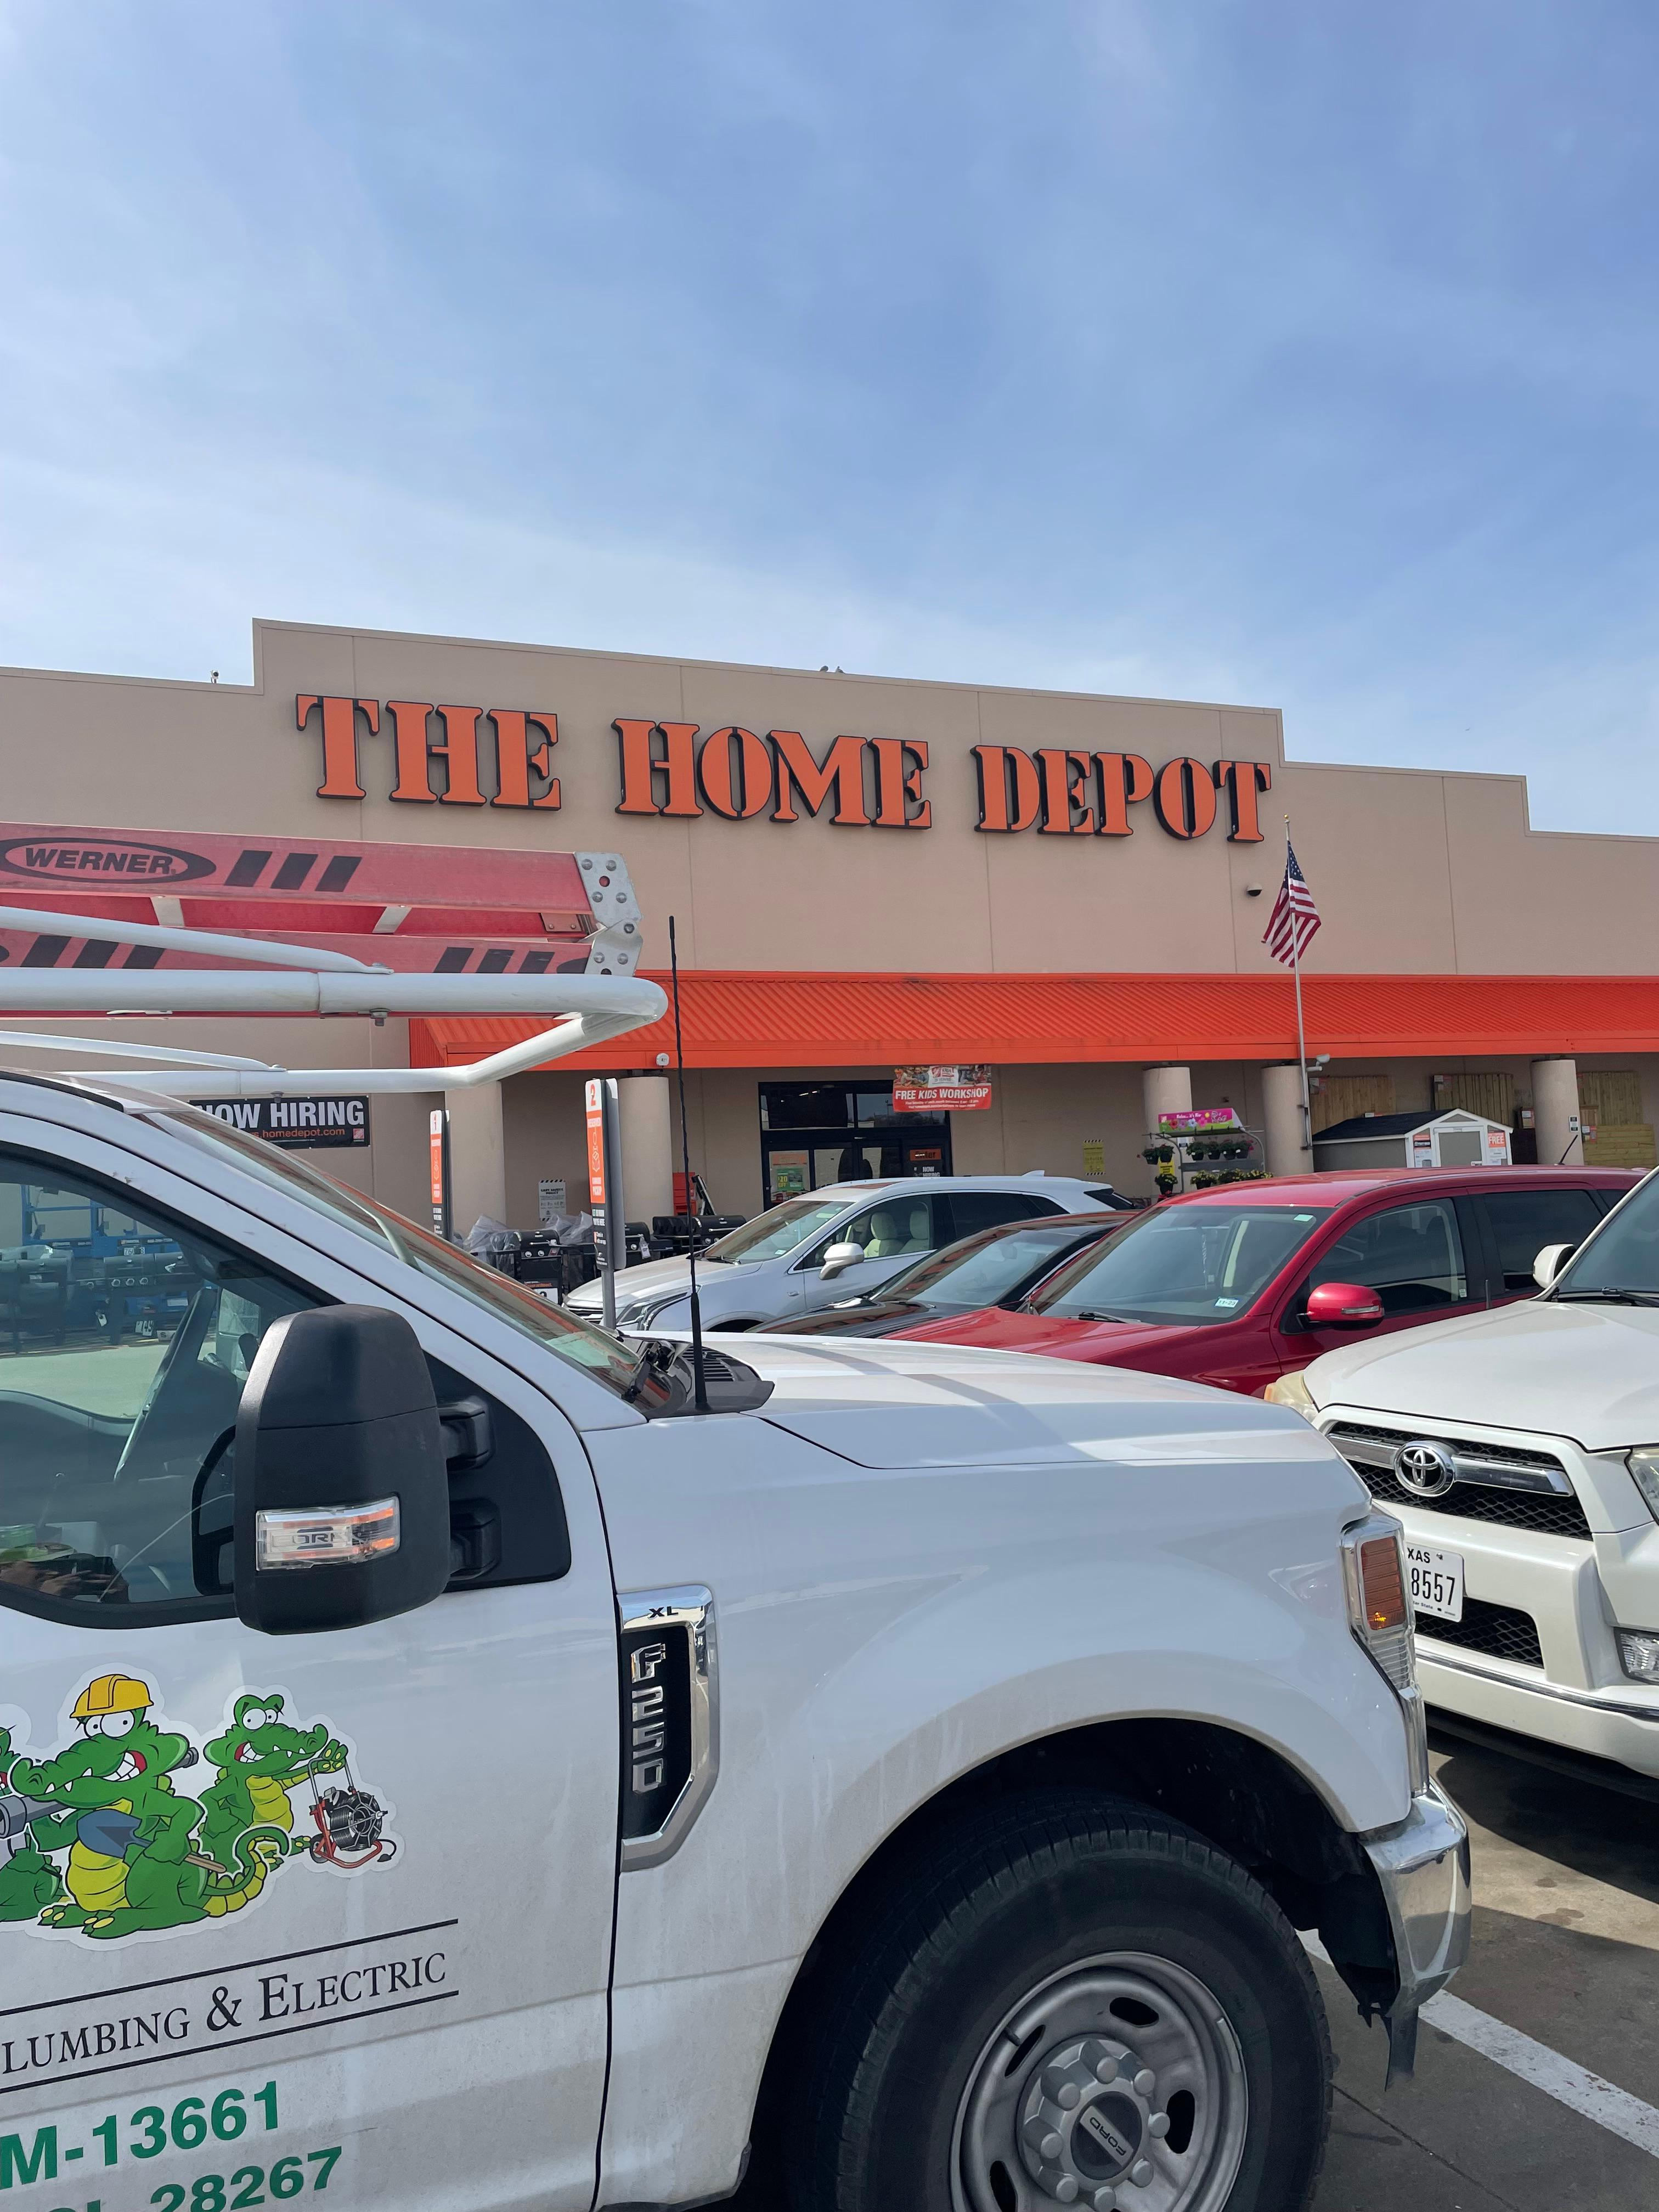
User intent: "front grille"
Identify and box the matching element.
[1416,1598,1544,1669]
[1353,1461,1592,1539]
[1330,1420,1567,1475]
[1328,1421,1592,1540]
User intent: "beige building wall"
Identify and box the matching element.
[5,617,1659,1222]
[502,1058,1269,1217]
[4,618,1659,983]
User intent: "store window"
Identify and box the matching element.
[759,1082,952,1205]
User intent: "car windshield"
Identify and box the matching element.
[1551,1177,1659,1302]
[148,1105,641,1393]
[702,1195,862,1265]
[877,1221,1111,1309]
[1030,1203,1332,1327]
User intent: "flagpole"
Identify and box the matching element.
[1287,816,1312,1159]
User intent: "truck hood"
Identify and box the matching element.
[1306,1297,1659,1452]
[718,1331,1342,1473]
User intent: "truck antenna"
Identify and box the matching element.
[668,916,709,1412]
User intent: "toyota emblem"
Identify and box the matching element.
[1393,1441,1457,1499]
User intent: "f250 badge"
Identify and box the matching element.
[0,1673,396,1944]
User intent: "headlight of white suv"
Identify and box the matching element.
[1264,1370,1319,1422]
[1627,1447,1659,1523]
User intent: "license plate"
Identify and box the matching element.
[1406,1543,1464,1623]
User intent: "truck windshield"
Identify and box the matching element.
[703,1195,861,1265]
[149,1106,640,1393]
[1551,1178,1659,1302]
[1029,1203,1331,1327]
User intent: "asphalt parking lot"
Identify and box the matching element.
[734,1731,1659,2210]
[1313,1730,1659,2210]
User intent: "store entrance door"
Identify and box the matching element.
[759,1081,952,1204]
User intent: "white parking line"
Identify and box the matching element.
[1305,1939,1659,2160]
[1419,1989,1659,2160]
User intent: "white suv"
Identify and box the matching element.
[565,1173,1128,1335]
[1273,1169,1659,1783]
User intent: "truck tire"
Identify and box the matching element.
[791,1791,1330,2212]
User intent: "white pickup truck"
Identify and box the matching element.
[0,1070,1468,2212]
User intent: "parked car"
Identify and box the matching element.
[0,1073,1466,2209]
[563,1172,1133,1335]
[753,1210,1130,1338]
[1273,1165,1659,1785]
[889,1167,1640,1393]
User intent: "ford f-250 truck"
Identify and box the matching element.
[0,1070,1468,2212]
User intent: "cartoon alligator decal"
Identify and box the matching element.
[201,1694,348,1867]
[0,1673,393,1943]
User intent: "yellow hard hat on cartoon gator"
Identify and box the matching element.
[72,1674,153,1722]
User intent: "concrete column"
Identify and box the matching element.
[1141,1064,1192,1136]
[444,1082,507,1233]
[618,1074,675,1225]
[1532,1057,1583,1167]
[1262,1062,1310,1178]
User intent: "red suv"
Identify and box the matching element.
[889,1166,1640,1392]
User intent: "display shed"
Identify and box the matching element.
[1312,1108,1513,1171]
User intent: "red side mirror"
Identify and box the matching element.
[1305,1281,1385,1329]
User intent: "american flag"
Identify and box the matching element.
[1263,840,1321,966]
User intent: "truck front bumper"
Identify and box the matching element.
[1361,1780,1471,2081]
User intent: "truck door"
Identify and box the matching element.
[0,1138,618,2212]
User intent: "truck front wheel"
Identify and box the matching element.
[792,1792,1331,2212]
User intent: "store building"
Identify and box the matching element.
[4,617,1659,1230]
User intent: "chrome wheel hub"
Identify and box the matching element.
[953,1953,1248,2212]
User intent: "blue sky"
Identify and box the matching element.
[2,1,1656,832]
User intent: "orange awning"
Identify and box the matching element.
[409,970,1659,1074]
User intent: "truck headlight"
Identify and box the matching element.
[1265,1370,1318,1421]
[1340,1513,1429,1793]
[1341,1516,1414,1694]
[1616,1629,1659,1681]
[1626,1448,1659,1523]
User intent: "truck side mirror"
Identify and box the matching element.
[819,1241,865,1281]
[1305,1281,1386,1329]
[233,1306,453,1636]
[1533,1242,1575,1290]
